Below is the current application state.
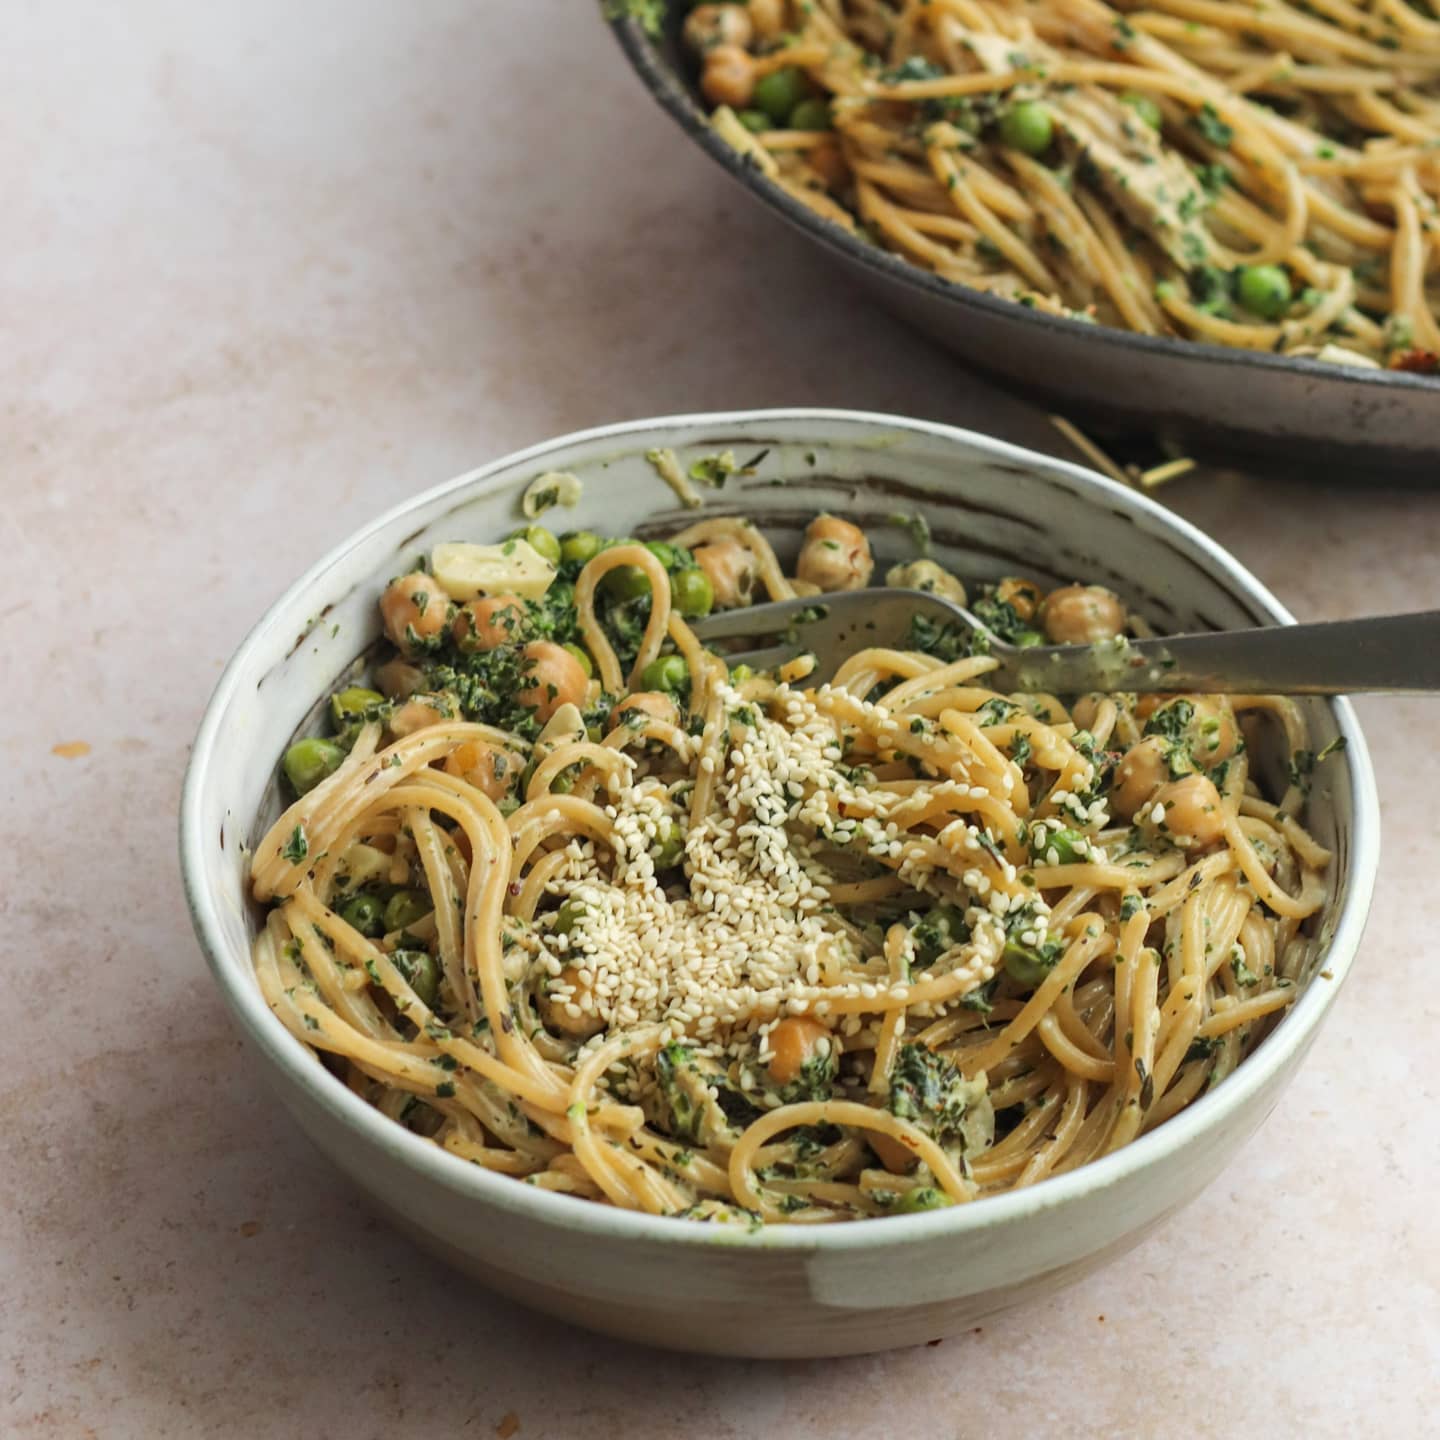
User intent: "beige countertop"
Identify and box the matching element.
[5,2,1436,1435]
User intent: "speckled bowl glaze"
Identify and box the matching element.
[180,410,1378,1358]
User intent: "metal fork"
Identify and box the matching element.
[687,589,1440,695]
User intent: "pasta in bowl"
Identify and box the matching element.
[182,411,1377,1353]
[254,509,1337,1224]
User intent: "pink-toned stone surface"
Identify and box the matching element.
[4,2,1436,1435]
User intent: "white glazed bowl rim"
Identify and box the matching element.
[180,408,1380,1254]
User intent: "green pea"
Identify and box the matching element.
[338,892,385,938]
[753,66,809,124]
[651,817,685,869]
[789,97,832,131]
[999,100,1054,156]
[1003,938,1057,988]
[560,530,602,565]
[728,663,754,684]
[329,686,386,729]
[553,897,588,936]
[641,654,690,694]
[1030,826,1085,866]
[392,948,439,1008]
[644,540,682,570]
[511,525,561,565]
[895,1186,956,1213]
[283,737,345,795]
[383,888,432,934]
[1235,264,1292,320]
[601,564,652,602]
[737,108,772,134]
[1014,629,1045,649]
[562,642,594,678]
[670,567,715,619]
[1120,91,1162,130]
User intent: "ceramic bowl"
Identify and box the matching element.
[180,409,1378,1358]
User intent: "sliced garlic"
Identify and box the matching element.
[430,539,556,601]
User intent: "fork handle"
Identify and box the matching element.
[1019,610,1440,696]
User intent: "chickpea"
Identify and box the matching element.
[870,1131,919,1174]
[1142,774,1226,849]
[693,538,758,609]
[700,44,756,108]
[748,0,786,39]
[1133,692,1174,723]
[767,1017,833,1086]
[517,641,589,725]
[612,691,680,729]
[1040,584,1127,645]
[540,964,605,1040]
[443,739,520,803]
[1111,735,1169,820]
[996,576,1044,622]
[379,572,450,655]
[1188,697,1241,765]
[807,140,849,191]
[375,657,426,701]
[1143,695,1241,770]
[1070,694,1101,731]
[886,558,966,605]
[684,2,753,53]
[451,594,527,654]
[796,514,874,593]
[389,691,456,739]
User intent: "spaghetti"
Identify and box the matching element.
[251,509,1339,1224]
[685,0,1440,369]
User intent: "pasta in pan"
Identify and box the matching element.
[680,0,1440,369]
[251,506,1340,1224]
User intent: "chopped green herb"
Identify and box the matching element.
[1193,102,1234,149]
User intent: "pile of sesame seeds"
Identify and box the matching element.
[520,680,1033,1048]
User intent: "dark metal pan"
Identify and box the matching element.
[604,7,1438,476]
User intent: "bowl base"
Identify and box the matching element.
[372,1191,1177,1358]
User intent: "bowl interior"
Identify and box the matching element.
[183,409,1375,1243]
